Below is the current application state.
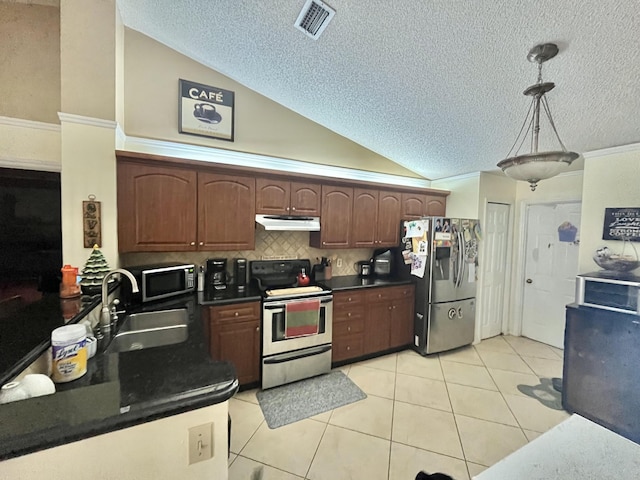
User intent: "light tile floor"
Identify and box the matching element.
[228,335,568,480]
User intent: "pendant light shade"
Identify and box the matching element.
[498,43,579,191]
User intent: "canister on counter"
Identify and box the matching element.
[51,324,87,383]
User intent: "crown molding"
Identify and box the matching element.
[582,142,640,159]
[0,155,61,172]
[57,112,118,129]
[0,116,60,132]
[433,171,482,183]
[122,135,432,189]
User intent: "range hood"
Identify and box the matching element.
[255,214,320,231]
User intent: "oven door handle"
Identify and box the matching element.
[262,344,332,364]
[264,298,333,310]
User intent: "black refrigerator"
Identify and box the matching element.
[395,217,480,355]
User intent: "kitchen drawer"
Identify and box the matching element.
[332,335,364,362]
[333,290,365,307]
[365,285,414,302]
[333,317,365,337]
[209,301,261,324]
[333,304,365,324]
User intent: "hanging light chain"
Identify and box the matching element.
[541,96,569,152]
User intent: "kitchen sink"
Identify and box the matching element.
[105,308,189,353]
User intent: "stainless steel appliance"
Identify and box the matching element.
[251,259,333,389]
[355,260,371,277]
[397,217,480,354]
[575,271,640,315]
[372,249,392,276]
[207,258,228,290]
[122,263,195,304]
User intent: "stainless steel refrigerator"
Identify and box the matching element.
[396,217,480,355]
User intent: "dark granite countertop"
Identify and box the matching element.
[198,283,262,305]
[0,292,239,461]
[322,275,414,291]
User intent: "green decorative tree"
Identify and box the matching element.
[80,244,110,294]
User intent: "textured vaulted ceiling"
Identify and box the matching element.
[116,0,640,180]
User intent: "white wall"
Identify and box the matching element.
[578,145,640,273]
[431,173,481,218]
[0,402,229,480]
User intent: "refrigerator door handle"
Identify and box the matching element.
[457,230,465,288]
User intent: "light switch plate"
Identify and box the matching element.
[189,422,214,464]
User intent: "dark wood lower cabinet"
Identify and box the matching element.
[208,302,261,386]
[334,284,415,364]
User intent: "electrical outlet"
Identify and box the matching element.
[336,258,343,267]
[189,422,213,465]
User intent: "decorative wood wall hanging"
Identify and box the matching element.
[83,194,102,248]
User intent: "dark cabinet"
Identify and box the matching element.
[352,189,401,248]
[332,290,366,362]
[401,192,447,219]
[364,285,415,353]
[117,161,255,252]
[117,162,198,252]
[198,172,255,250]
[256,178,320,216]
[208,302,261,386]
[310,185,353,248]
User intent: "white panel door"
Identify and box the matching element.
[480,203,510,339]
[522,202,581,348]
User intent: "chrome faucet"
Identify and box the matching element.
[100,268,139,331]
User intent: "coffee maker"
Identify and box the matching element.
[207,258,228,290]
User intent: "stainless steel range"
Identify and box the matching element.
[251,259,333,389]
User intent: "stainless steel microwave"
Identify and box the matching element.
[124,263,196,303]
[575,271,640,315]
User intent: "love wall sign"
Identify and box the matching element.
[602,207,640,241]
[83,195,101,248]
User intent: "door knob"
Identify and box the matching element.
[526,278,533,284]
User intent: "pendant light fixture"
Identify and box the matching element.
[497,43,579,191]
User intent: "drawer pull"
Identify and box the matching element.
[347,326,351,332]
[378,294,382,298]
[347,312,351,317]
[234,312,239,317]
[346,346,350,351]
[348,297,352,302]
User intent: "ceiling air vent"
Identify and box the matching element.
[294,0,335,40]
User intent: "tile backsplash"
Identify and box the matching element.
[120,230,376,277]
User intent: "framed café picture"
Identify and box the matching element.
[179,79,235,142]
[602,207,640,241]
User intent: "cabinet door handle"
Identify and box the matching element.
[190,241,195,246]
[346,346,351,351]
[292,207,296,211]
[388,306,392,310]
[393,305,396,309]
[348,297,352,302]
[199,242,204,246]
[286,207,290,211]
[378,294,382,298]
[347,312,351,317]
[234,312,239,316]
[256,326,260,332]
[347,326,351,332]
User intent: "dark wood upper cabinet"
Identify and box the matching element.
[352,189,400,248]
[290,182,321,216]
[425,195,446,216]
[402,192,446,218]
[401,192,427,219]
[256,178,321,216]
[198,172,255,251]
[310,185,353,248]
[352,189,378,247]
[377,191,401,246]
[117,162,198,252]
